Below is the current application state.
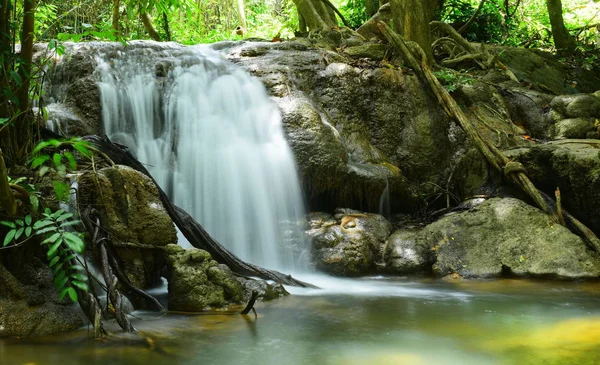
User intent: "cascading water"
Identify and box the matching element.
[96,43,307,271]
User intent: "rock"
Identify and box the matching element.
[428,198,600,278]
[343,44,389,60]
[78,165,177,289]
[502,88,554,139]
[553,118,595,139]
[164,245,244,311]
[552,94,600,118]
[0,250,83,337]
[309,210,392,276]
[0,301,83,337]
[383,229,433,274]
[505,141,600,235]
[235,277,289,301]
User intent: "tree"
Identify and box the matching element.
[292,0,339,31]
[546,0,575,54]
[389,0,440,65]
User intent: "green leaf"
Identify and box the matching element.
[3,229,16,246]
[53,181,70,201]
[52,153,63,168]
[15,227,24,240]
[55,212,73,222]
[72,141,92,157]
[0,221,16,229]
[42,232,61,244]
[0,117,9,125]
[60,220,81,228]
[64,253,77,262]
[52,262,65,274]
[25,215,32,226]
[59,287,77,302]
[71,280,89,292]
[15,219,23,226]
[70,272,87,281]
[36,226,58,235]
[39,166,50,177]
[25,226,32,237]
[63,232,84,252]
[32,140,53,154]
[30,195,39,212]
[47,238,63,258]
[31,154,50,169]
[56,276,69,290]
[49,256,60,267]
[64,152,77,170]
[9,70,22,87]
[33,219,54,229]
[52,209,65,219]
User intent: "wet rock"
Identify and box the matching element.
[343,44,389,60]
[0,301,83,337]
[383,229,433,274]
[428,198,600,278]
[502,88,554,139]
[308,210,392,276]
[165,245,244,311]
[553,118,595,139]
[78,165,177,289]
[234,276,289,301]
[505,141,600,235]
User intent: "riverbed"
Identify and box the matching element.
[1,277,599,365]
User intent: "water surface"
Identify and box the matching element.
[2,278,599,365]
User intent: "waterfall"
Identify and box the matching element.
[96,44,307,271]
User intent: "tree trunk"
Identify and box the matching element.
[162,12,171,41]
[0,149,17,217]
[140,11,161,41]
[17,0,35,113]
[112,0,120,32]
[237,0,247,29]
[389,0,438,65]
[365,0,380,18]
[546,0,575,54]
[292,0,338,31]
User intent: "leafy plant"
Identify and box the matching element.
[0,214,35,247]
[433,69,476,92]
[34,208,88,302]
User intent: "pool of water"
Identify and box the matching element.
[2,277,600,365]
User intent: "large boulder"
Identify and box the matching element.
[307,209,393,276]
[426,198,600,278]
[78,165,177,289]
[0,249,83,337]
[164,245,245,311]
[382,228,433,275]
[505,141,600,236]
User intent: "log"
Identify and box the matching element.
[375,21,600,254]
[84,135,317,288]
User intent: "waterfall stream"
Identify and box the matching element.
[96,45,307,271]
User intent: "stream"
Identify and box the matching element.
[1,277,599,365]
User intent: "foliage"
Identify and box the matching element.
[341,0,368,29]
[433,69,475,92]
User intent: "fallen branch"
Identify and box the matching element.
[376,21,600,253]
[84,135,317,288]
[240,290,258,315]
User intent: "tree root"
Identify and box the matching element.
[83,135,317,288]
[375,21,600,254]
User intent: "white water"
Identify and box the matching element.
[96,45,307,271]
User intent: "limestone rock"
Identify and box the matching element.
[78,165,177,289]
[383,229,432,274]
[309,210,392,276]
[553,118,595,139]
[165,245,244,311]
[427,198,600,278]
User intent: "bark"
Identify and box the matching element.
[83,135,316,288]
[237,0,247,29]
[140,11,161,41]
[389,0,439,65]
[365,0,380,18]
[0,150,17,216]
[357,3,392,40]
[162,12,171,41]
[16,0,35,113]
[546,0,575,54]
[292,0,338,31]
[112,0,120,32]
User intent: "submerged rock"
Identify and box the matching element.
[427,198,600,278]
[308,209,392,276]
[78,165,177,289]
